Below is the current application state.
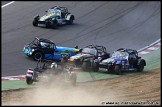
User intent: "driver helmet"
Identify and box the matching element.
[51,62,58,69]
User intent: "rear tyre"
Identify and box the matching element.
[82,62,88,71]
[70,73,77,86]
[137,62,144,72]
[26,78,33,85]
[115,65,122,75]
[68,17,74,25]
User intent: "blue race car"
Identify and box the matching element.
[97,48,146,75]
[23,37,79,61]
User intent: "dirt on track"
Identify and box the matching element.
[1,68,161,106]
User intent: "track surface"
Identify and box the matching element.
[2,1,160,76]
[1,1,12,6]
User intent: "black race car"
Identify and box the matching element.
[26,59,77,86]
[33,6,75,28]
[61,45,110,72]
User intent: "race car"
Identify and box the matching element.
[26,59,77,86]
[61,45,110,72]
[97,48,146,75]
[23,37,79,61]
[33,6,75,28]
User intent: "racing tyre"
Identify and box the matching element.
[92,62,99,72]
[45,22,50,28]
[82,62,88,71]
[26,78,34,85]
[68,17,74,25]
[137,62,144,72]
[70,73,77,86]
[32,51,44,61]
[33,19,38,27]
[52,20,58,29]
[61,58,66,71]
[46,19,57,29]
[115,65,122,75]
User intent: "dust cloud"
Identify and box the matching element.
[3,69,160,106]
[16,73,107,105]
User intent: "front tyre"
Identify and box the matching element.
[46,19,57,29]
[33,19,38,27]
[92,62,99,72]
[32,51,44,61]
[52,20,58,29]
[60,58,67,71]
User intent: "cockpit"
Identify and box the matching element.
[46,9,61,16]
[112,51,129,59]
[82,48,97,56]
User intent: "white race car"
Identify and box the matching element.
[33,6,75,28]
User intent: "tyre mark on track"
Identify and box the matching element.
[95,7,160,45]
[2,24,31,34]
[79,3,160,45]
[57,3,141,45]
[76,3,107,20]
[75,2,141,40]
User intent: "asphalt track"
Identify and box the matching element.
[2,1,160,76]
[1,1,12,6]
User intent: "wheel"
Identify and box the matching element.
[82,62,88,71]
[137,62,144,72]
[46,19,57,29]
[32,51,44,61]
[70,73,77,86]
[60,58,66,71]
[114,65,122,75]
[26,78,33,85]
[92,62,99,72]
[33,19,38,26]
[52,20,58,29]
[68,17,74,25]
[45,21,50,28]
